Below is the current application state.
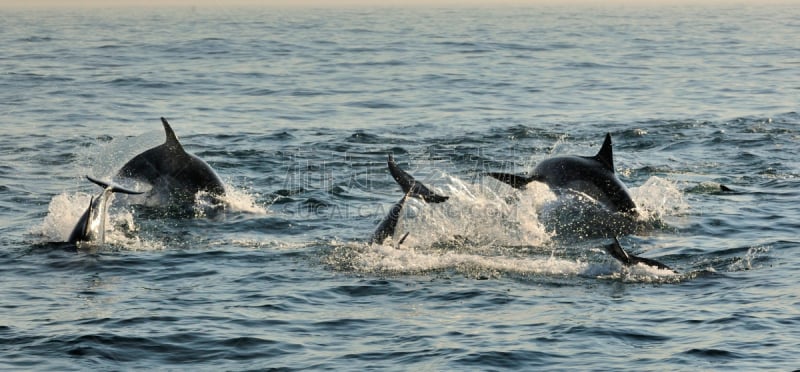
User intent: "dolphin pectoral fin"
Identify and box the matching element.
[85,175,145,195]
[605,237,675,272]
[396,232,410,247]
[484,172,538,189]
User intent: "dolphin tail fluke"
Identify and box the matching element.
[86,175,145,195]
[371,156,449,245]
[604,237,633,265]
[484,172,540,189]
[387,155,449,204]
[605,237,675,272]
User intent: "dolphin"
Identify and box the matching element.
[370,155,449,245]
[486,133,637,216]
[604,237,675,272]
[68,176,144,244]
[116,117,225,209]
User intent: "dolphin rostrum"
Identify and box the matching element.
[487,133,637,216]
[68,175,144,244]
[370,155,449,245]
[116,117,225,209]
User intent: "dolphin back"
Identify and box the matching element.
[115,118,226,209]
[532,133,638,216]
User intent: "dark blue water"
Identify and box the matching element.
[1,4,799,370]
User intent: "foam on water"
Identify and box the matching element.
[326,170,689,282]
[598,261,683,284]
[327,239,686,283]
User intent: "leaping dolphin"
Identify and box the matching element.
[604,237,675,272]
[486,133,637,217]
[116,117,225,209]
[68,176,144,244]
[370,155,449,245]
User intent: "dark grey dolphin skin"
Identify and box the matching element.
[116,117,225,208]
[370,155,449,245]
[605,237,675,272]
[486,133,637,216]
[68,176,144,244]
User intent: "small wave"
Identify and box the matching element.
[684,347,743,359]
[345,100,401,109]
[106,77,174,89]
[17,36,54,42]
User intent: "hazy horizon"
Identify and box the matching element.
[1,0,790,9]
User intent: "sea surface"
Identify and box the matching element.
[1,4,799,370]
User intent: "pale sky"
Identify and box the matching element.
[0,0,781,9]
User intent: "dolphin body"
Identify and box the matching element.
[116,117,226,210]
[487,133,637,217]
[68,176,144,244]
[604,237,675,272]
[370,155,449,245]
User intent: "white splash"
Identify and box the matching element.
[37,192,93,241]
[217,182,269,215]
[392,171,554,249]
[34,191,163,251]
[630,176,689,221]
[329,169,690,282]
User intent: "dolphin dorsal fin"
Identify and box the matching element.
[161,117,185,152]
[594,133,615,172]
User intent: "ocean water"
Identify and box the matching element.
[1,4,799,370]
